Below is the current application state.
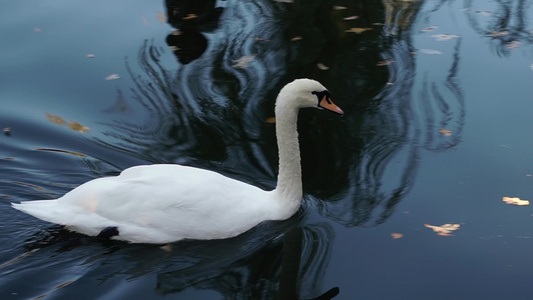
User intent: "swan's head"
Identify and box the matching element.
[277,79,344,115]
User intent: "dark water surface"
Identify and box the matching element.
[2,0,533,299]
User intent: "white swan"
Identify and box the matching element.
[12,79,343,244]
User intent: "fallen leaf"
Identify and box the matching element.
[377,59,395,66]
[0,249,39,269]
[421,26,438,32]
[507,41,520,49]
[156,11,166,23]
[232,55,256,68]
[266,117,276,124]
[431,34,460,41]
[55,280,75,289]
[317,63,329,70]
[420,49,442,55]
[488,31,509,37]
[439,128,452,136]
[345,27,373,34]
[343,16,359,20]
[183,14,197,20]
[68,122,90,133]
[391,233,404,239]
[45,113,65,125]
[290,36,303,41]
[105,74,121,80]
[35,148,87,157]
[424,223,460,236]
[502,197,529,206]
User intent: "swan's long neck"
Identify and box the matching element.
[272,101,303,220]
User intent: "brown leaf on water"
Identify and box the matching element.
[439,128,452,136]
[0,249,39,269]
[343,16,359,20]
[421,26,438,32]
[266,117,276,124]
[377,59,395,66]
[183,14,197,20]
[502,197,529,206]
[68,122,90,133]
[424,223,460,236]
[345,27,373,34]
[317,63,329,70]
[45,113,65,125]
[35,148,87,157]
[488,31,509,37]
[507,41,520,50]
[156,11,167,23]
[391,233,404,239]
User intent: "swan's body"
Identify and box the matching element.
[12,79,343,243]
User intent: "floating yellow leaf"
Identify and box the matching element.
[424,223,460,236]
[377,59,395,66]
[502,197,529,206]
[68,122,90,133]
[45,113,65,125]
[183,14,197,20]
[156,11,166,23]
[345,27,373,34]
[391,233,404,239]
[266,117,276,124]
[439,128,452,136]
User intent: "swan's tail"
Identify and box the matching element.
[12,200,64,225]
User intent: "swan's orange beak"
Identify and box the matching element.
[319,96,344,115]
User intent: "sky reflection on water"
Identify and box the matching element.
[1,0,533,299]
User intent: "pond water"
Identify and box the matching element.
[2,0,533,299]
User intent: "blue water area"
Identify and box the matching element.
[2,0,533,299]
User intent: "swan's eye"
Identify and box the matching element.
[312,90,332,106]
